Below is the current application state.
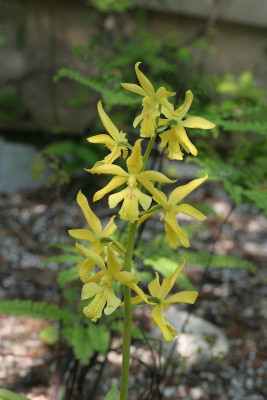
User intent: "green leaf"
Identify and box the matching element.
[104,385,120,400]
[0,300,73,324]
[39,325,59,345]
[46,242,79,253]
[179,250,256,273]
[144,257,195,290]
[71,326,93,365]
[57,267,79,288]
[0,389,30,400]
[88,324,110,355]
[45,140,74,156]
[44,254,83,266]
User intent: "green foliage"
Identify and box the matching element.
[90,0,132,12]
[216,71,264,101]
[31,150,70,187]
[137,233,256,274]
[57,266,80,288]
[0,90,22,123]
[54,68,139,110]
[0,28,6,46]
[44,254,82,266]
[144,257,195,291]
[179,250,256,273]
[190,100,267,215]
[0,300,73,324]
[44,241,83,268]
[104,385,120,400]
[64,323,110,365]
[0,389,30,400]
[68,325,94,365]
[39,325,60,345]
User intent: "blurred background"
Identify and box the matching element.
[0,1,266,399]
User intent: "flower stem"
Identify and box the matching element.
[120,220,137,400]
[120,107,162,399]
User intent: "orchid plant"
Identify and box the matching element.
[69,62,215,399]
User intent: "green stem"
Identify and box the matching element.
[120,105,162,400]
[120,221,137,400]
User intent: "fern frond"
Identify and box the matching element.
[57,266,79,288]
[0,300,73,323]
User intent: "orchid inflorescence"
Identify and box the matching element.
[69,62,215,345]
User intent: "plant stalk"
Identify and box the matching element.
[120,106,162,399]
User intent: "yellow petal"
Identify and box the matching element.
[97,100,120,141]
[139,104,159,138]
[175,90,193,119]
[68,229,96,243]
[81,282,103,300]
[158,259,185,299]
[158,117,169,127]
[160,128,184,160]
[133,113,143,128]
[181,117,215,129]
[169,174,208,206]
[85,270,105,283]
[104,288,121,315]
[138,170,176,184]
[148,272,161,297]
[102,215,117,237]
[121,83,147,97]
[165,291,198,305]
[111,240,125,258]
[125,282,148,303]
[76,258,96,282]
[93,176,127,202]
[155,87,176,99]
[107,245,122,276]
[77,190,102,235]
[115,271,140,284]
[136,188,152,210]
[119,193,139,222]
[83,291,106,321]
[87,134,114,146]
[126,139,143,175]
[75,243,106,270]
[164,213,190,248]
[86,164,128,177]
[151,305,178,342]
[137,209,159,227]
[174,126,197,156]
[175,204,207,221]
[149,186,169,210]
[135,62,154,96]
[108,187,129,208]
[93,145,121,168]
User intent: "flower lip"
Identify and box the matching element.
[101,274,113,286]
[127,175,137,188]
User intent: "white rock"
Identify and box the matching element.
[151,308,229,368]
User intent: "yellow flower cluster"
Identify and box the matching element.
[69,62,215,342]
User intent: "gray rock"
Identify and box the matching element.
[0,137,47,193]
[151,308,229,368]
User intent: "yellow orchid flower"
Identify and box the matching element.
[68,190,123,281]
[138,174,208,249]
[121,62,175,138]
[86,140,176,222]
[159,90,215,160]
[81,245,147,322]
[87,101,128,168]
[148,259,198,342]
